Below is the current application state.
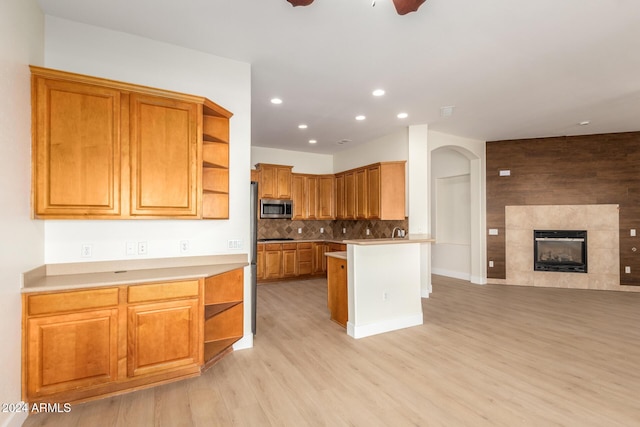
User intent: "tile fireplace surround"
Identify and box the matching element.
[488,204,638,292]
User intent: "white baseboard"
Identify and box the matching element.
[347,312,423,339]
[431,267,471,281]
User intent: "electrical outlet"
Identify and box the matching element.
[126,241,136,256]
[180,240,189,253]
[366,228,370,236]
[625,266,631,274]
[489,260,494,268]
[81,244,92,258]
[227,239,242,250]
[342,228,346,234]
[382,292,389,301]
[138,241,147,255]
[320,227,324,234]
[298,228,302,234]
[632,229,636,237]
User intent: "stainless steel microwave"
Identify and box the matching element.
[260,199,293,219]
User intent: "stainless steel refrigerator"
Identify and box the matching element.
[250,181,258,335]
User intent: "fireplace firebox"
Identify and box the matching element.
[534,230,587,273]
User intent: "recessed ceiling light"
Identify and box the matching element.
[355,115,366,121]
[372,89,385,97]
[309,139,317,144]
[397,112,408,119]
[298,124,308,129]
[270,98,283,105]
[579,120,590,126]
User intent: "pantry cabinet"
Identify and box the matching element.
[30,66,233,220]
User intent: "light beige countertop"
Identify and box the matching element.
[343,234,434,245]
[22,254,248,293]
[325,251,347,260]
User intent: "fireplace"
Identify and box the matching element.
[534,230,587,273]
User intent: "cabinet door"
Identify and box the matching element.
[355,168,368,219]
[282,249,297,277]
[297,243,313,276]
[312,243,327,274]
[291,174,306,220]
[335,174,345,219]
[327,257,348,327]
[344,171,356,220]
[264,247,283,279]
[306,176,318,219]
[317,175,335,219]
[259,166,277,199]
[276,167,292,199]
[127,298,200,377]
[25,308,119,398]
[129,93,200,217]
[32,77,122,217]
[367,165,381,220]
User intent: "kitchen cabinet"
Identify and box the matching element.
[282,243,298,277]
[264,244,283,279]
[328,243,347,252]
[291,174,306,220]
[367,162,406,220]
[256,163,293,200]
[30,66,233,220]
[306,176,318,220]
[335,173,345,219]
[313,242,327,274]
[203,269,244,368]
[24,288,120,399]
[23,279,203,404]
[344,171,356,220]
[297,243,313,276]
[129,93,199,216]
[327,256,348,328]
[355,168,368,219]
[317,175,335,219]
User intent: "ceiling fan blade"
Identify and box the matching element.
[286,0,315,6]
[392,0,426,15]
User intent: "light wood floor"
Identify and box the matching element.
[25,276,640,426]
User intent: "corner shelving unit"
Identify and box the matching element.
[202,100,233,219]
[203,268,244,369]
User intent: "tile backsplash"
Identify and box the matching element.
[258,218,409,240]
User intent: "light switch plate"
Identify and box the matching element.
[488,229,499,235]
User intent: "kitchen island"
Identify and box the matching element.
[334,235,434,339]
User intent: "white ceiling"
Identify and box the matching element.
[37,0,640,154]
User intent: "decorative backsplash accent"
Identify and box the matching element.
[258,218,409,240]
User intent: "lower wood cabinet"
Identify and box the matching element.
[257,241,345,282]
[327,256,348,328]
[282,243,297,277]
[313,242,328,274]
[22,268,245,404]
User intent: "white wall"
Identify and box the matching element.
[43,17,254,347]
[332,129,408,172]
[0,2,44,426]
[428,130,486,284]
[252,146,333,174]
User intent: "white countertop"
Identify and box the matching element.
[342,234,434,245]
[22,254,248,293]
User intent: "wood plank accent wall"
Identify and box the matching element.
[486,131,640,285]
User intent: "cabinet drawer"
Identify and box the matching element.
[204,269,244,305]
[27,287,119,316]
[282,243,297,250]
[128,280,200,303]
[297,242,312,250]
[265,244,281,251]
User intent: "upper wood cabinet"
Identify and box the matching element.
[317,175,335,220]
[344,171,356,220]
[368,162,406,220]
[129,93,199,216]
[30,66,233,219]
[256,163,292,199]
[32,75,123,217]
[355,168,368,220]
[335,173,345,219]
[291,174,306,220]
